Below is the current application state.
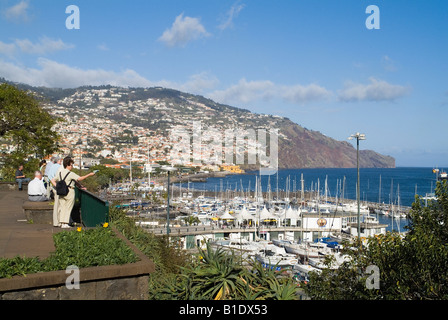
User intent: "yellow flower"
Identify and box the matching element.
[103,222,109,228]
[77,227,82,232]
[214,287,223,300]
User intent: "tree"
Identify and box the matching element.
[304,180,448,300]
[77,165,129,191]
[183,216,200,226]
[0,84,60,178]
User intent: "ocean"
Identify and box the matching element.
[183,167,441,232]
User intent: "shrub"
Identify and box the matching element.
[148,243,299,300]
[43,226,138,271]
[108,205,189,275]
[0,225,138,279]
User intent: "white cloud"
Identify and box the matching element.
[209,78,331,106]
[0,41,16,56]
[14,37,74,54]
[0,58,154,88]
[1,58,330,106]
[338,77,410,102]
[218,2,245,30]
[0,58,220,91]
[3,57,406,108]
[0,37,74,56]
[209,78,275,105]
[177,72,220,94]
[3,0,30,21]
[159,13,210,47]
[281,83,332,104]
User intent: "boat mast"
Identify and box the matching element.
[256,176,260,239]
[325,175,328,206]
[300,173,304,206]
[396,184,401,233]
[390,178,394,221]
[267,175,271,203]
[378,175,382,204]
[276,170,279,200]
[317,178,320,215]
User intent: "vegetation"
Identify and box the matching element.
[108,206,300,300]
[1,204,300,300]
[108,205,189,275]
[304,180,448,300]
[0,225,137,279]
[183,216,201,226]
[0,83,60,180]
[73,165,129,191]
[148,244,299,300]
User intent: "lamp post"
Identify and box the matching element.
[161,166,177,237]
[348,132,366,244]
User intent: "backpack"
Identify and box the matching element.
[55,171,71,196]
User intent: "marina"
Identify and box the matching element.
[1,0,446,302]
[105,167,445,282]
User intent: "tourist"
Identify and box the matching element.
[44,157,58,199]
[15,165,31,191]
[47,157,62,181]
[44,156,55,177]
[39,160,49,189]
[39,160,47,173]
[28,171,49,202]
[51,157,95,228]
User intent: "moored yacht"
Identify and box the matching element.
[284,241,332,259]
[255,244,298,271]
[293,264,321,283]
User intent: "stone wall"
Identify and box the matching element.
[0,228,155,300]
[0,274,150,300]
[23,201,53,224]
[0,182,27,191]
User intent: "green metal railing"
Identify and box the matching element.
[75,187,109,227]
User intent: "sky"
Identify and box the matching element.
[0,0,447,167]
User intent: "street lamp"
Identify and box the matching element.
[161,165,177,237]
[348,132,366,244]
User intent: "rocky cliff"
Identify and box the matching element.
[278,121,395,168]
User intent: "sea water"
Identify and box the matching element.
[185,167,441,232]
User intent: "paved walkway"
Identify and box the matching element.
[0,190,58,259]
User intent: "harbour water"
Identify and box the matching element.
[182,167,442,233]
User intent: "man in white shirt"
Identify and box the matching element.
[28,171,49,202]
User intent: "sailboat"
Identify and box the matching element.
[374,175,387,215]
[396,184,407,219]
[293,264,321,282]
[284,241,332,259]
[255,244,298,271]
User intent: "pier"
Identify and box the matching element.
[0,189,56,259]
[142,224,351,237]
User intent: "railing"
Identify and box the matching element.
[145,224,306,236]
[75,187,109,227]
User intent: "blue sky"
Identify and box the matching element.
[1,0,447,167]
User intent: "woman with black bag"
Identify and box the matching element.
[51,157,95,228]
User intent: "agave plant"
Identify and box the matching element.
[193,244,244,299]
[240,258,299,300]
[148,242,299,300]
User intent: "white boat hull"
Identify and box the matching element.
[255,254,298,270]
[284,244,323,258]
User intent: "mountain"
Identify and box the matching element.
[1,79,395,168]
[279,122,394,168]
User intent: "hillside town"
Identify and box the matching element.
[30,86,285,173]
